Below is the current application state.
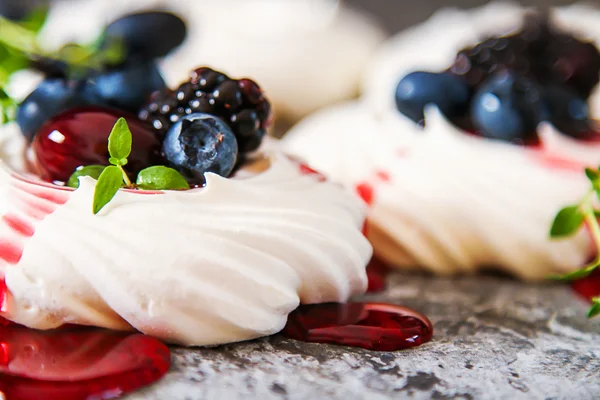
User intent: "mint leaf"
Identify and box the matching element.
[136,166,190,190]
[67,165,106,188]
[585,168,600,193]
[107,118,132,163]
[550,206,585,238]
[20,6,49,33]
[548,263,598,281]
[588,298,600,318]
[585,167,600,181]
[93,165,123,214]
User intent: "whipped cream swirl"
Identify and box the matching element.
[0,154,371,346]
[283,100,595,280]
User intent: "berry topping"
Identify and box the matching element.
[139,67,271,155]
[162,113,238,185]
[398,12,600,144]
[17,78,80,141]
[32,107,163,184]
[395,71,470,124]
[102,11,187,63]
[471,71,543,143]
[81,61,166,113]
[542,85,593,140]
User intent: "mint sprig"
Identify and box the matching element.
[67,165,106,188]
[65,118,189,214]
[93,165,123,214]
[136,166,190,190]
[589,298,600,318]
[549,166,600,318]
[0,9,125,124]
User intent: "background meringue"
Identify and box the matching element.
[283,2,600,280]
[38,0,385,122]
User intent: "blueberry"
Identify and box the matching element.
[542,85,592,139]
[0,0,47,21]
[17,78,79,141]
[163,113,238,184]
[102,11,187,62]
[81,61,166,112]
[395,71,470,124]
[471,71,543,142]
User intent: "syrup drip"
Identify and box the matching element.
[571,268,600,302]
[0,324,170,400]
[366,257,389,293]
[282,302,433,351]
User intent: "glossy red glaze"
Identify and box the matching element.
[282,302,433,351]
[32,107,164,184]
[571,268,600,302]
[366,257,389,293]
[0,325,170,400]
[0,278,7,313]
[355,182,374,205]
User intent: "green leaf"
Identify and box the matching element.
[136,166,190,190]
[107,118,132,162]
[588,298,600,318]
[93,165,124,214]
[20,6,50,33]
[548,263,599,281]
[550,205,585,238]
[66,165,106,188]
[585,167,600,181]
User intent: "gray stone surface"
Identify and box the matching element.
[126,272,600,400]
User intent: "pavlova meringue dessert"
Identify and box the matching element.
[38,0,385,121]
[283,2,600,280]
[0,12,371,346]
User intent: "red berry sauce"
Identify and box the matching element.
[0,324,170,400]
[571,268,600,302]
[282,302,433,351]
[0,277,169,400]
[366,257,389,293]
[32,107,163,184]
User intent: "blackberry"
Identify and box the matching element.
[449,13,600,97]
[139,67,271,154]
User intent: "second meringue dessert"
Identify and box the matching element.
[0,14,371,345]
[38,0,385,122]
[283,3,600,280]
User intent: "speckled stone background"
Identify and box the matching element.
[127,272,600,400]
[116,0,595,398]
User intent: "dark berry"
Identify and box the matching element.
[471,71,543,142]
[162,113,238,184]
[188,96,212,114]
[210,80,243,111]
[238,129,266,153]
[231,110,260,138]
[102,11,187,62]
[32,107,163,184]
[0,0,47,20]
[81,61,166,112]
[542,85,592,139]
[238,79,263,104]
[191,68,227,91]
[139,67,272,156]
[17,78,80,141]
[395,71,470,124]
[175,82,194,103]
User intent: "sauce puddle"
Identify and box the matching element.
[282,302,433,351]
[0,316,169,400]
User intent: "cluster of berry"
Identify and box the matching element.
[18,11,270,187]
[395,13,600,143]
